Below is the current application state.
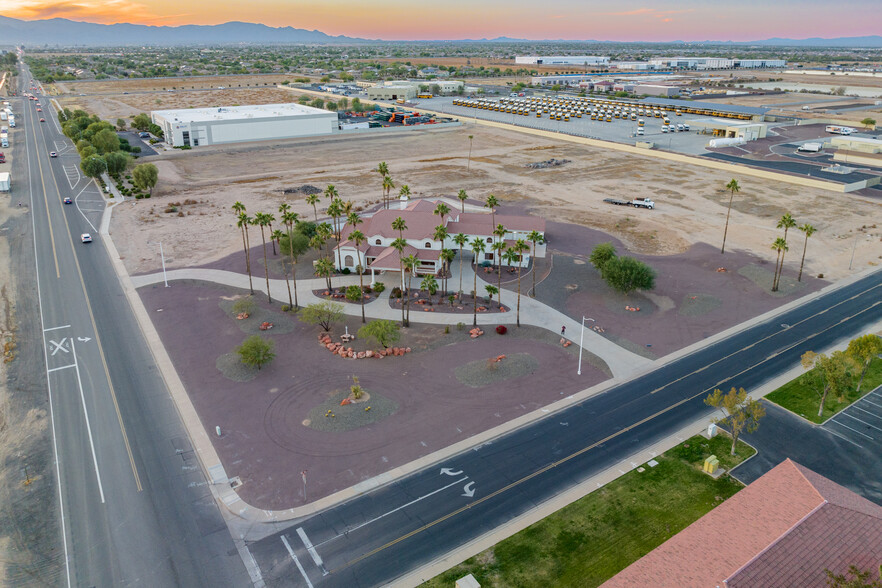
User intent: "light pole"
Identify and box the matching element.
[577,316,595,375]
[149,241,169,287]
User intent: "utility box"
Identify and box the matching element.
[703,455,720,474]
[456,574,481,588]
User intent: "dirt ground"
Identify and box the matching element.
[105,121,882,281]
[54,73,296,94]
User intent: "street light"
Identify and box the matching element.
[577,317,595,375]
[149,241,169,287]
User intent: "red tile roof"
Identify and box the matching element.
[602,459,882,588]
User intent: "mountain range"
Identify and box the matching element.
[1,15,881,47]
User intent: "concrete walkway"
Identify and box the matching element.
[131,261,652,379]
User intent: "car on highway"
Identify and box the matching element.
[50,151,57,157]
[64,197,72,204]
[81,233,92,243]
[40,118,45,122]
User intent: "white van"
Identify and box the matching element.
[636,128,645,136]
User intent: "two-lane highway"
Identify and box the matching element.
[20,66,251,587]
[249,268,882,586]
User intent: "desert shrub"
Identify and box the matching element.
[232,297,256,316]
[390,286,402,298]
[372,282,385,294]
[342,268,351,275]
[496,325,508,335]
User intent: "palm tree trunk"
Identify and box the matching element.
[358,252,366,323]
[283,257,293,307]
[287,226,299,308]
[798,234,808,282]
[269,223,276,255]
[399,262,406,326]
[776,250,787,291]
[458,246,464,295]
[516,264,522,327]
[473,263,478,327]
[312,205,318,222]
[721,190,734,254]
[772,250,781,292]
[241,226,254,295]
[497,249,503,309]
[530,242,537,296]
[260,228,271,303]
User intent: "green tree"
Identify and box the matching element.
[314,257,335,291]
[92,128,120,154]
[721,179,740,254]
[470,237,486,326]
[825,565,882,588]
[860,117,876,130]
[305,193,320,222]
[774,213,797,290]
[457,188,468,213]
[131,113,151,131]
[770,237,788,292]
[297,94,310,105]
[604,256,656,294]
[846,334,882,393]
[358,319,400,349]
[116,118,127,131]
[440,248,455,297]
[237,335,275,370]
[132,163,158,196]
[345,285,362,303]
[80,154,107,178]
[398,184,411,207]
[104,151,128,175]
[704,387,765,456]
[797,223,816,282]
[484,284,498,302]
[589,243,617,278]
[299,300,344,332]
[527,230,543,297]
[420,275,438,302]
[382,175,395,210]
[507,239,530,326]
[801,350,856,418]
[484,194,499,234]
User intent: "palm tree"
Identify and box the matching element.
[453,233,469,295]
[797,223,816,282]
[402,254,419,326]
[376,162,389,206]
[267,215,277,256]
[306,193,320,222]
[775,213,797,289]
[433,222,448,269]
[507,239,530,326]
[457,189,468,213]
[433,202,450,224]
[236,211,254,295]
[397,184,411,210]
[440,248,455,296]
[470,237,486,326]
[382,175,395,209]
[271,229,284,256]
[420,275,438,303]
[391,237,408,326]
[315,257,334,291]
[527,230,543,297]
[721,178,740,254]
[349,229,367,323]
[484,284,498,303]
[771,237,788,292]
[253,212,273,302]
[327,198,343,243]
[467,135,474,171]
[323,183,339,202]
[281,210,300,308]
[315,222,333,258]
[484,194,499,231]
[493,223,507,306]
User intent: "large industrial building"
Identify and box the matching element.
[151,103,337,147]
[648,57,786,70]
[515,55,609,66]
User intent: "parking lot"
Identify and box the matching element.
[824,385,882,448]
[420,96,735,155]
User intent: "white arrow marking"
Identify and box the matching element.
[77,336,91,342]
[462,481,476,498]
[440,468,463,476]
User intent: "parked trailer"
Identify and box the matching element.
[826,125,855,135]
[0,172,10,192]
[604,197,655,209]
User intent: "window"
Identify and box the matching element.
[344,255,354,267]
[375,239,382,245]
[486,237,492,243]
[486,253,494,261]
[425,242,432,248]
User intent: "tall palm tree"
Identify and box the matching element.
[402,254,419,326]
[470,237,486,326]
[467,135,474,171]
[398,184,411,209]
[315,257,334,291]
[453,233,468,295]
[327,198,343,243]
[323,183,338,203]
[797,223,816,282]
[267,215,277,256]
[281,210,300,308]
[349,229,367,323]
[457,189,468,213]
[382,175,395,210]
[484,194,499,231]
[527,229,543,297]
[440,248,455,296]
[493,223,507,306]
[236,211,254,295]
[391,237,408,326]
[433,223,448,275]
[271,229,284,256]
[376,162,389,207]
[253,212,273,302]
[775,213,797,288]
[306,193,320,222]
[316,222,333,258]
[508,239,530,326]
[721,178,740,254]
[433,201,450,224]
[771,237,788,292]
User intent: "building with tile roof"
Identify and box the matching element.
[335,198,546,277]
[603,458,882,588]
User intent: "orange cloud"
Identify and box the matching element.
[0,0,185,24]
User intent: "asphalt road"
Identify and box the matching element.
[20,66,250,587]
[250,268,882,587]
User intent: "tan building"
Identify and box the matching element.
[366,85,418,101]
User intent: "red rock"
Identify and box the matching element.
[357,352,365,359]
[326,343,335,350]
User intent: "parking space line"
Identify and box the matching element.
[281,535,314,588]
[47,364,76,373]
[43,324,71,332]
[823,426,864,448]
[841,412,882,433]
[859,398,882,410]
[828,419,874,440]
[853,406,882,420]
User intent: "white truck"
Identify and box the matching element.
[826,125,855,135]
[0,172,10,192]
[7,115,13,128]
[604,197,656,209]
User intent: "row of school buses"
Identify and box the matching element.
[451,95,755,122]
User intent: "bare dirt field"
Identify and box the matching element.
[107,122,882,281]
[54,73,296,94]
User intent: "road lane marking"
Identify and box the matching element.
[29,96,61,278]
[281,535,314,588]
[72,181,98,233]
[329,295,882,575]
[49,338,69,355]
[296,527,327,575]
[28,110,73,588]
[71,339,107,503]
[47,364,75,373]
[319,476,469,547]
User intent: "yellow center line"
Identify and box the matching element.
[36,110,143,492]
[331,295,882,574]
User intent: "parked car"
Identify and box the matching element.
[138,132,150,138]
[40,118,45,122]
[81,233,92,243]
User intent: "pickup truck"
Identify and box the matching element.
[604,197,655,209]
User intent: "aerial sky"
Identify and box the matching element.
[0,0,880,41]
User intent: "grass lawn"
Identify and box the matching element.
[766,357,882,424]
[420,434,755,588]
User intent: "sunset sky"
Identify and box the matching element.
[0,0,880,41]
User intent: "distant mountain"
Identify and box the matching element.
[0,15,369,45]
[721,35,882,48]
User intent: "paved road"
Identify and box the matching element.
[248,265,882,586]
[20,65,250,587]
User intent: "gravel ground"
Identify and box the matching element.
[216,352,260,382]
[737,264,809,298]
[219,297,297,334]
[455,353,541,388]
[306,390,399,433]
[678,293,724,317]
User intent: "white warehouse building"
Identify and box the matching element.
[515,55,609,66]
[151,103,337,148]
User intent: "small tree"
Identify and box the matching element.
[825,565,882,588]
[105,151,129,176]
[131,113,151,131]
[299,300,344,332]
[80,154,107,178]
[846,334,882,393]
[704,387,765,456]
[860,117,876,130]
[603,256,656,294]
[801,350,856,418]
[589,243,617,278]
[237,335,275,370]
[358,319,400,348]
[231,296,256,316]
[345,285,363,303]
[132,162,158,196]
[484,284,498,302]
[116,118,127,131]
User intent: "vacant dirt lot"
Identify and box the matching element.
[55,74,296,94]
[105,120,882,281]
